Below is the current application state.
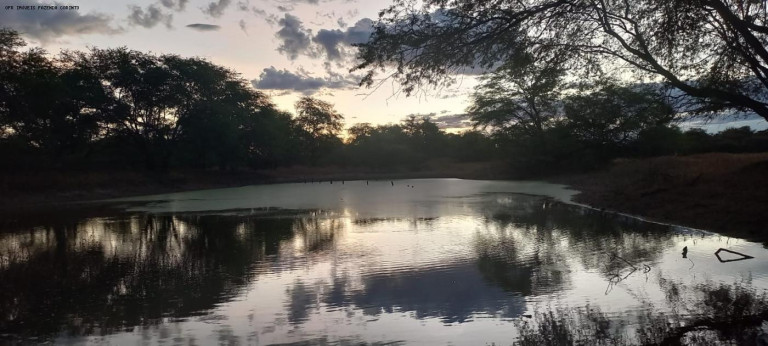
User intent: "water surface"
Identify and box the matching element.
[1,179,766,345]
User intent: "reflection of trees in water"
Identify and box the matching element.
[292,212,344,254]
[514,277,768,345]
[473,194,676,290]
[278,194,680,327]
[0,194,739,342]
[0,211,343,339]
[515,306,626,346]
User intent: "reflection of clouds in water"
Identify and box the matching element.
[112,179,578,216]
[287,280,318,324]
[677,115,768,133]
[325,261,527,323]
[275,195,679,329]
[2,183,768,344]
[0,211,345,340]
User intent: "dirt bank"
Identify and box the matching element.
[4,154,766,243]
[0,160,509,212]
[556,152,768,243]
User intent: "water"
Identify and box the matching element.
[1,179,767,345]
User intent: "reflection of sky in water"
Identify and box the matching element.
[676,114,768,133]
[1,179,767,344]
[107,179,578,216]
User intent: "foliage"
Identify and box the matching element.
[295,96,344,138]
[355,0,768,120]
[469,49,567,136]
[0,29,310,171]
[514,280,768,345]
[292,96,346,165]
[563,82,676,147]
[468,70,679,175]
[2,27,767,177]
[0,29,506,173]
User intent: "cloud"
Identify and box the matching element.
[312,29,345,60]
[252,66,357,94]
[0,0,119,41]
[272,15,373,61]
[203,0,232,17]
[276,14,312,60]
[239,19,247,34]
[276,5,294,12]
[280,0,319,5]
[186,23,221,31]
[429,113,472,130]
[128,5,173,28]
[159,0,189,11]
[311,18,374,60]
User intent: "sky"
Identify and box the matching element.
[3,0,768,134]
[0,0,476,131]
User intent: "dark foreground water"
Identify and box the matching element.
[1,179,767,345]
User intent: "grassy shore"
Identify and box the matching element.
[3,154,767,243]
[0,160,509,211]
[556,152,768,243]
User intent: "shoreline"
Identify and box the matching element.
[2,153,767,243]
[0,161,509,212]
[554,152,768,244]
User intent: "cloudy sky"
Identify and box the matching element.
[1,0,475,130]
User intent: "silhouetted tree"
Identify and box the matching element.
[295,96,344,138]
[469,49,568,137]
[347,123,375,143]
[294,96,345,164]
[0,33,108,167]
[355,0,768,121]
[402,115,445,157]
[564,81,675,147]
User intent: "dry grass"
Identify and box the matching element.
[0,169,269,210]
[0,160,509,211]
[557,152,768,242]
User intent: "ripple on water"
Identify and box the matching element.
[3,180,768,345]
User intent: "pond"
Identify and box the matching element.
[1,179,767,345]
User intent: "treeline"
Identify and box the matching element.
[343,116,498,169]
[1,29,299,171]
[2,27,766,178]
[460,51,768,176]
[0,29,495,172]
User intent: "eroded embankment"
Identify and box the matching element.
[556,152,768,243]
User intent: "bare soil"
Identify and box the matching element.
[555,152,768,243]
[3,154,767,243]
[0,160,509,212]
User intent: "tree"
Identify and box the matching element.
[0,31,105,165]
[347,123,375,143]
[0,28,311,171]
[469,49,567,137]
[354,0,768,121]
[402,115,441,138]
[166,55,279,169]
[564,81,675,147]
[294,96,344,138]
[402,115,445,156]
[70,48,186,170]
[294,96,345,164]
[345,123,415,168]
[445,130,499,162]
[64,47,285,170]
[240,108,304,168]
